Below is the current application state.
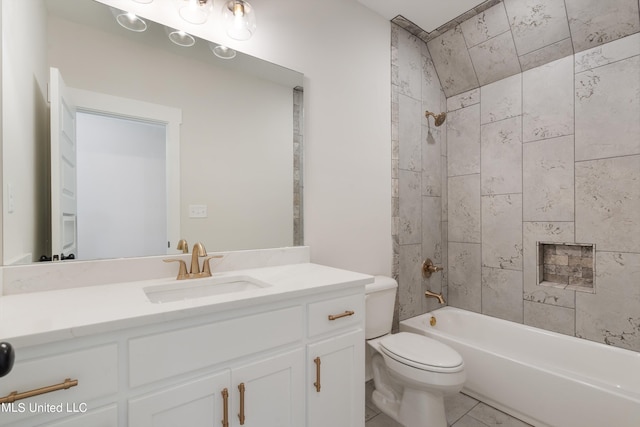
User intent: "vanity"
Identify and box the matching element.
[0,247,369,426]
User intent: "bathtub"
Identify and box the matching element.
[400,307,640,427]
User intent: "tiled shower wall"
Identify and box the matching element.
[446,35,640,352]
[393,6,640,351]
[391,25,448,327]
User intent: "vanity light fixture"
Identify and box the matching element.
[175,0,214,25]
[210,43,237,59]
[223,0,257,41]
[165,26,196,47]
[111,7,148,32]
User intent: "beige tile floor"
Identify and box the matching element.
[365,381,532,427]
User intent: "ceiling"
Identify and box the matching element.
[357,0,485,32]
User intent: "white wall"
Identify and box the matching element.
[76,112,167,260]
[1,0,49,264]
[98,0,393,275]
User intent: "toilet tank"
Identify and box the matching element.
[365,276,398,339]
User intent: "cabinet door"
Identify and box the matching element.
[231,349,304,427]
[307,330,365,427]
[129,371,230,427]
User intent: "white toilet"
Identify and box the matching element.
[366,276,465,427]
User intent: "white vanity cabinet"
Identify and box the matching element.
[306,293,365,427]
[129,349,305,427]
[2,278,366,427]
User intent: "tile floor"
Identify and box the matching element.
[365,381,532,427]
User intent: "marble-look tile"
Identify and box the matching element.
[366,412,403,427]
[522,56,574,142]
[422,126,442,196]
[575,155,640,253]
[422,48,442,114]
[447,104,481,176]
[504,0,571,56]
[448,242,482,313]
[399,169,422,245]
[575,33,640,72]
[576,252,640,352]
[452,415,490,427]
[482,194,523,270]
[523,222,576,308]
[469,403,533,427]
[460,3,511,48]
[445,393,479,426]
[482,267,524,322]
[575,56,640,161]
[398,95,422,171]
[480,73,522,124]
[441,222,449,298]
[441,156,448,218]
[448,174,481,243]
[519,37,574,71]
[428,28,480,97]
[422,196,442,263]
[481,116,523,195]
[522,135,574,221]
[395,26,423,98]
[468,31,522,86]
[447,88,480,112]
[398,244,423,320]
[524,300,576,336]
[565,0,640,53]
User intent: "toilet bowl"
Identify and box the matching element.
[366,277,465,427]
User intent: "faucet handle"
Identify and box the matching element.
[163,258,189,280]
[202,255,224,277]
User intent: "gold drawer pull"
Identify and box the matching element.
[221,388,229,427]
[313,357,321,392]
[238,382,246,425]
[328,310,355,321]
[0,378,78,404]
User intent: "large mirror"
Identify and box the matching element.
[1,0,303,265]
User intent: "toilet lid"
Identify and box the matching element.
[379,332,463,373]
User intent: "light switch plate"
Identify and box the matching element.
[189,204,207,218]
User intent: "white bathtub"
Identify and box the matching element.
[400,307,640,427]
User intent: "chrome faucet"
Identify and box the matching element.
[425,290,446,304]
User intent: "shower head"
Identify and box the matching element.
[425,110,447,127]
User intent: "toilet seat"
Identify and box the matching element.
[379,332,463,373]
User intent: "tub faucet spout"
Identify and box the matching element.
[425,290,445,304]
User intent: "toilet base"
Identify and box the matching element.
[371,353,449,427]
[372,386,447,427]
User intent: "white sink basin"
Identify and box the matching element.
[144,275,270,303]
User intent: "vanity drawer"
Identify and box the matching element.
[308,293,364,338]
[129,305,303,387]
[0,344,118,424]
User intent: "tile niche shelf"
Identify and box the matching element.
[537,242,596,293]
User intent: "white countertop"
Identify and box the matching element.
[0,262,373,348]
